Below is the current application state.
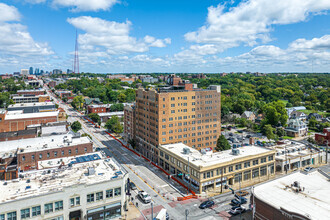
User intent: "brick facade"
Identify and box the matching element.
[87,106,107,114]
[17,142,93,171]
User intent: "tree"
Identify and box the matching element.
[88,113,101,125]
[71,121,82,132]
[264,124,275,141]
[215,135,231,151]
[262,101,288,126]
[276,128,286,137]
[118,93,126,103]
[72,96,84,109]
[128,138,137,149]
[308,116,318,130]
[105,116,123,133]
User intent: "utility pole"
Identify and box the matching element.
[151,202,153,220]
[326,140,329,164]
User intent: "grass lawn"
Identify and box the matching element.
[280,100,289,105]
[282,136,294,139]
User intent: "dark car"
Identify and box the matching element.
[129,182,137,190]
[246,135,251,138]
[199,200,215,209]
[229,133,234,136]
[231,197,247,206]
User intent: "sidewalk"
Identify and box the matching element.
[125,202,144,220]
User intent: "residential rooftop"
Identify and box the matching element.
[253,170,330,219]
[160,143,274,168]
[98,112,124,117]
[4,110,59,120]
[1,133,91,154]
[17,88,45,92]
[0,152,126,203]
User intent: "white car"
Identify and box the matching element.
[229,206,246,215]
[138,191,151,203]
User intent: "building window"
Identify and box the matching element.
[244,161,250,168]
[171,97,175,100]
[252,168,259,178]
[54,151,57,157]
[22,156,25,161]
[96,192,103,201]
[171,104,175,107]
[55,201,63,211]
[106,189,113,198]
[261,157,266,163]
[69,150,72,155]
[21,208,30,219]
[171,110,175,113]
[31,155,35,160]
[253,159,259,165]
[32,206,41,217]
[114,187,121,196]
[260,166,267,176]
[228,166,233,172]
[47,153,50,158]
[234,173,242,183]
[7,212,16,220]
[61,150,64,156]
[44,203,53,213]
[0,214,4,220]
[75,148,78,154]
[87,194,95,203]
[244,171,251,181]
[235,164,242,170]
[39,154,42,159]
[84,147,87,153]
[70,198,75,207]
[268,155,273,161]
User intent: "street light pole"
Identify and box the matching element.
[151,202,153,220]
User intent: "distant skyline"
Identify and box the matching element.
[0,0,330,73]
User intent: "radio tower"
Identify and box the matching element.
[73,30,79,74]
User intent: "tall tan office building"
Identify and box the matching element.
[134,83,221,163]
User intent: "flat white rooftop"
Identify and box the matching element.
[98,111,124,117]
[5,110,59,120]
[0,152,125,203]
[2,133,91,154]
[8,102,55,108]
[253,170,330,219]
[160,143,274,168]
[17,89,45,92]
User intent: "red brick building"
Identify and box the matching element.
[0,110,58,133]
[0,134,93,180]
[87,105,108,114]
[17,89,45,96]
[124,104,135,142]
[315,128,330,145]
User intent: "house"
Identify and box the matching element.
[290,111,307,121]
[241,111,256,121]
[307,113,322,121]
[286,106,306,117]
[255,114,264,123]
[315,128,330,146]
[285,118,308,137]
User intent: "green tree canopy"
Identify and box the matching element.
[105,116,123,133]
[88,113,101,125]
[215,135,231,151]
[71,121,82,132]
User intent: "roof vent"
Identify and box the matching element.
[293,181,300,188]
[87,167,95,176]
[183,147,191,154]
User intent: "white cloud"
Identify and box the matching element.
[289,35,330,51]
[25,0,47,4]
[0,3,54,73]
[67,16,171,55]
[185,0,330,52]
[52,0,118,12]
[0,3,21,22]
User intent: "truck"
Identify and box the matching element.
[138,191,151,203]
[154,208,169,220]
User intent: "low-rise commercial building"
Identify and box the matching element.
[315,127,330,145]
[17,89,45,96]
[0,109,59,133]
[0,129,37,142]
[8,102,56,113]
[55,90,72,99]
[158,143,276,194]
[272,141,326,173]
[99,112,124,123]
[0,153,128,220]
[252,170,330,220]
[12,94,50,104]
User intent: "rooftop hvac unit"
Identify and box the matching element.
[183,147,191,154]
[88,167,95,176]
[232,149,240,155]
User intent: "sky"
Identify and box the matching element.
[0,0,330,73]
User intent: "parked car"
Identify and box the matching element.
[138,191,151,203]
[129,182,137,190]
[231,197,247,206]
[229,133,233,136]
[229,206,246,215]
[235,190,249,197]
[199,200,215,209]
[246,135,251,138]
[304,167,313,172]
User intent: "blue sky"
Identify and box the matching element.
[0,0,330,73]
